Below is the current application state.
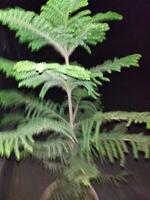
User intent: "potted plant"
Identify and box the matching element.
[0,0,150,199]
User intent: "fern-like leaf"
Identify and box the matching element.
[12,61,98,99]
[0,112,25,127]
[93,132,150,166]
[0,89,71,123]
[0,90,27,108]
[14,61,91,80]
[98,171,128,185]
[94,111,150,126]
[91,54,141,81]
[0,8,66,56]
[40,0,88,27]
[0,57,15,77]
[33,137,74,161]
[0,1,122,58]
[0,118,75,160]
[66,157,99,186]
[93,11,123,22]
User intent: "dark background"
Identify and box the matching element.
[0,1,150,200]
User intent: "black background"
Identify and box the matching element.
[0,0,150,111]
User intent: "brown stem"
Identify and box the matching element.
[64,55,74,129]
[85,185,99,200]
[65,55,69,65]
[73,101,79,123]
[81,185,100,200]
[67,87,74,129]
[89,185,99,200]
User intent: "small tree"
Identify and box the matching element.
[0,1,150,199]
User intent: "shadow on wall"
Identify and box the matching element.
[0,157,149,200]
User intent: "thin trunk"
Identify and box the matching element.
[67,87,74,129]
[65,55,69,65]
[87,185,99,200]
[64,55,74,129]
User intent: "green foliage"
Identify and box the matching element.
[33,137,74,161]
[0,57,14,77]
[0,1,149,200]
[66,158,99,186]
[79,117,150,166]
[91,54,141,81]
[0,90,27,107]
[0,8,66,56]
[94,132,150,166]
[0,0,122,59]
[98,171,128,185]
[93,11,123,22]
[0,112,25,127]
[94,111,150,126]
[14,61,91,80]
[0,118,74,160]
[0,54,141,100]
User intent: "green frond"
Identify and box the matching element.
[94,111,150,126]
[33,137,74,161]
[0,90,52,118]
[79,120,102,163]
[0,8,67,56]
[68,21,110,55]
[72,88,102,120]
[40,0,88,27]
[81,120,94,153]
[16,71,69,98]
[70,79,99,99]
[14,61,91,80]
[93,11,123,22]
[80,116,150,166]
[16,70,51,87]
[0,118,75,160]
[12,60,99,99]
[77,101,98,118]
[24,97,62,121]
[72,88,90,101]
[0,1,122,58]
[66,158,99,186]
[39,75,68,99]
[91,54,141,81]
[0,89,70,123]
[0,90,27,108]
[0,112,25,127]
[0,57,15,77]
[40,0,111,56]
[98,171,128,185]
[93,132,150,166]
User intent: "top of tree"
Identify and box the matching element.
[0,0,123,62]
